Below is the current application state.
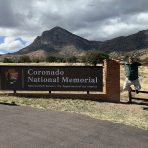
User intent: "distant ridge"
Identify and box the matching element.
[15,26,148,55]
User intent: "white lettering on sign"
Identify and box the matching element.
[28,69,64,76]
[28,77,59,83]
[62,77,98,83]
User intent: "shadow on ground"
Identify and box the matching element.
[0,102,18,106]
[143,107,148,111]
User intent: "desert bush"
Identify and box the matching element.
[56,57,66,63]
[85,50,109,66]
[18,55,32,63]
[46,56,57,63]
[66,56,77,63]
[32,58,41,63]
[3,57,15,63]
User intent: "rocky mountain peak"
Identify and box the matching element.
[42,26,70,37]
[16,26,91,55]
[40,26,76,45]
[15,26,148,56]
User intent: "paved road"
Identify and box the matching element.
[0,103,147,148]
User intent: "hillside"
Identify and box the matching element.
[99,30,148,52]
[16,26,148,54]
[16,26,92,55]
[1,26,148,60]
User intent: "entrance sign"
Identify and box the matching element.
[0,66,103,91]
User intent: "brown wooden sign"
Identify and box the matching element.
[0,66,103,91]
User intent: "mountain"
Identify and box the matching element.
[0,27,148,60]
[16,26,92,55]
[98,30,148,52]
[3,26,148,59]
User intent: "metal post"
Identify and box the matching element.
[128,90,132,103]
[13,90,16,94]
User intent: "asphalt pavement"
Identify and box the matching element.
[0,103,147,148]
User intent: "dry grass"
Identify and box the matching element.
[0,96,148,130]
[0,64,148,130]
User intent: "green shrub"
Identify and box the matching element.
[46,56,57,63]
[32,58,40,63]
[66,56,77,63]
[3,58,14,63]
[85,50,109,66]
[18,55,31,63]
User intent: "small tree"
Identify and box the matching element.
[79,55,86,63]
[3,57,14,63]
[18,55,31,63]
[85,50,109,66]
[66,56,77,63]
[56,57,66,63]
[32,58,40,63]
[46,56,57,63]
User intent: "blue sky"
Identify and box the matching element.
[0,0,148,54]
[0,36,27,54]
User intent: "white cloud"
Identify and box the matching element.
[0,0,148,52]
[0,37,25,52]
